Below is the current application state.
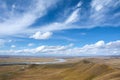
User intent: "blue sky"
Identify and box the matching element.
[0,0,120,56]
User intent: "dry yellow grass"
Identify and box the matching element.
[0,58,55,63]
[0,58,120,80]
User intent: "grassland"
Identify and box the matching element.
[0,57,55,63]
[0,57,120,80]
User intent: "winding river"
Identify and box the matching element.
[0,59,66,66]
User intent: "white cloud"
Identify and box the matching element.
[8,40,12,42]
[35,46,45,53]
[91,0,112,11]
[90,0,120,26]
[0,0,58,36]
[76,1,82,8]
[75,40,120,55]
[95,40,105,47]
[12,4,16,9]
[0,40,120,56]
[29,0,120,33]
[95,5,103,11]
[35,6,81,33]
[28,43,34,47]
[30,31,52,40]
[0,0,119,38]
[11,45,16,48]
[65,9,80,24]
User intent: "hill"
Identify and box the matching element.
[0,58,120,80]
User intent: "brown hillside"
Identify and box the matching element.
[0,58,120,80]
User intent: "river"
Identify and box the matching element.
[0,59,66,66]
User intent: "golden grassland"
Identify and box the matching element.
[0,57,120,80]
[0,57,55,63]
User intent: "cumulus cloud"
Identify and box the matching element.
[4,44,73,55]
[73,40,120,55]
[0,40,120,56]
[30,31,52,40]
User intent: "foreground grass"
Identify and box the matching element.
[0,58,120,80]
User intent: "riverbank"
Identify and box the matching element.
[0,58,66,66]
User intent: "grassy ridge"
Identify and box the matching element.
[0,59,120,80]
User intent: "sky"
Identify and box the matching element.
[0,0,120,56]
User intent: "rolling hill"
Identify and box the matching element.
[0,58,120,80]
